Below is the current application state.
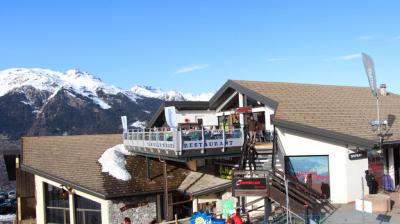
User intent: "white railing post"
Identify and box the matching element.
[142,129,145,148]
[222,128,226,152]
[179,129,183,155]
[174,129,183,156]
[201,126,205,154]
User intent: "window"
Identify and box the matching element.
[197,118,203,126]
[45,183,70,224]
[75,194,101,224]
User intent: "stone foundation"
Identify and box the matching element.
[108,195,157,224]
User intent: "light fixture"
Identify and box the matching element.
[370,119,388,132]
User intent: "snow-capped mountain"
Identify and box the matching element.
[131,85,214,101]
[0,68,213,139]
[0,68,212,105]
[0,68,136,110]
[131,86,185,101]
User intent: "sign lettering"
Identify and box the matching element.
[349,151,367,160]
[236,107,252,114]
[232,177,269,196]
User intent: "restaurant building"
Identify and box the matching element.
[19,135,236,224]
[145,80,400,204]
[18,79,400,223]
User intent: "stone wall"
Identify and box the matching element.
[108,195,157,224]
[0,154,15,192]
[0,136,19,192]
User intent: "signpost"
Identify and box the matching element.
[232,177,269,196]
[236,107,252,114]
[361,53,386,152]
[349,151,368,160]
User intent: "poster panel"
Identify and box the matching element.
[285,155,330,198]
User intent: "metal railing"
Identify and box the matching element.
[123,126,244,155]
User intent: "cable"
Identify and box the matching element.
[284,173,293,224]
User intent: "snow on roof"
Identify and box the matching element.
[98,144,133,181]
[131,120,147,129]
[0,214,16,222]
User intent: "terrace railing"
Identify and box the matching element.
[123,126,244,156]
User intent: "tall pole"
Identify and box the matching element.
[362,177,365,224]
[164,160,168,220]
[376,96,382,146]
[160,157,169,220]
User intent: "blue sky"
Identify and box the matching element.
[1,1,400,94]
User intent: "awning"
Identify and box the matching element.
[178,172,231,197]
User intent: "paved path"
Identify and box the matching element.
[325,202,400,224]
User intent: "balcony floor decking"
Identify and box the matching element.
[124,143,243,161]
[123,128,245,161]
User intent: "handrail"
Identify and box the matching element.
[231,169,335,223]
[271,169,336,213]
[123,127,244,154]
[273,169,323,199]
[269,177,315,209]
[273,169,336,211]
[270,174,317,204]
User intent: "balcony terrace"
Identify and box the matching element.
[123,127,244,161]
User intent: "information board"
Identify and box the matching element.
[232,177,269,196]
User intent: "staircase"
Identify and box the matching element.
[244,143,283,171]
[233,169,336,224]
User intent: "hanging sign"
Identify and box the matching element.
[349,151,367,160]
[232,177,269,196]
[236,107,252,114]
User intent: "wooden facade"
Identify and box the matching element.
[16,157,36,223]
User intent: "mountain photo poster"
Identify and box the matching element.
[285,155,330,198]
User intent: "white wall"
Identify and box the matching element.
[176,110,218,126]
[34,175,110,224]
[276,127,368,204]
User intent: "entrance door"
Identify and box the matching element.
[394,145,400,186]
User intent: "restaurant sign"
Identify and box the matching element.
[232,177,269,196]
[236,107,252,114]
[349,151,367,160]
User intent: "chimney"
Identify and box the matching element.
[380,84,387,96]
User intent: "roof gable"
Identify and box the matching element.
[225,80,400,147]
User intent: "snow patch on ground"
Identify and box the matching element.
[0,214,15,221]
[98,144,133,181]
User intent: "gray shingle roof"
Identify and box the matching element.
[21,134,230,199]
[231,80,400,147]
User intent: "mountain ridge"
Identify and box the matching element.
[0,68,213,140]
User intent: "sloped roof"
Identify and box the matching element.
[215,80,400,147]
[148,101,209,127]
[21,134,229,199]
[178,172,231,196]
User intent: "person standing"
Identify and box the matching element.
[248,144,258,171]
[247,116,257,144]
[233,117,241,129]
[231,209,244,224]
[365,170,376,194]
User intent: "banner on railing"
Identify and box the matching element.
[121,116,128,133]
[165,106,178,131]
